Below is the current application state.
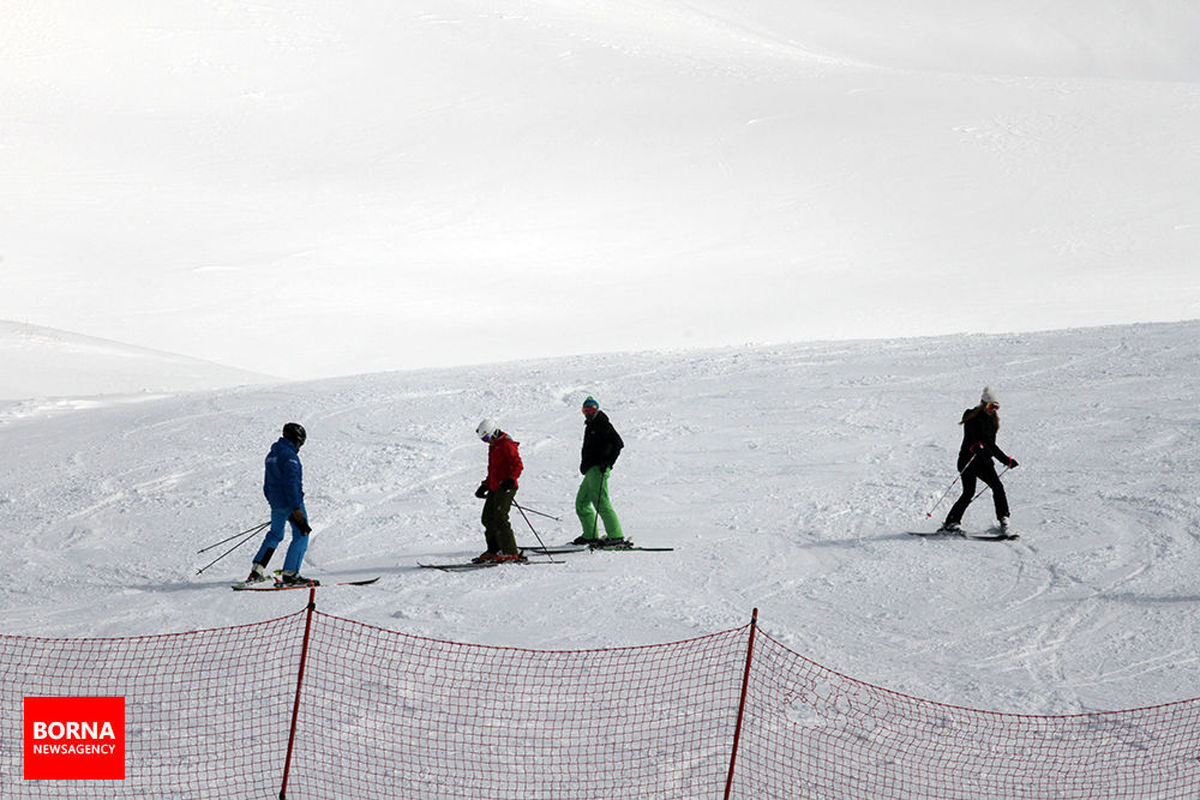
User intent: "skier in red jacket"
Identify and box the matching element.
[473,419,525,563]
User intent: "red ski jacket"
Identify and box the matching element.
[485,434,523,491]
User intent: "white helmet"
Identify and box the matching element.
[476,418,500,441]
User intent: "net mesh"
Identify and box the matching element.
[0,612,303,799]
[2,603,1199,799]
[288,612,748,799]
[732,631,1200,800]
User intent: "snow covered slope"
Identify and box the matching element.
[2,321,1199,719]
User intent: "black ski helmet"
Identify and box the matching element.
[282,422,307,447]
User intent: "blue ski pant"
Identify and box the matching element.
[254,502,309,573]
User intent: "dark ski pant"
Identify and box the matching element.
[481,487,519,555]
[945,456,1009,526]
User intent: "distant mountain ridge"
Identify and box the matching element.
[0,320,277,400]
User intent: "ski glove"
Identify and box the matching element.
[499,479,516,491]
[1006,457,1019,469]
[474,482,489,499]
[289,509,312,534]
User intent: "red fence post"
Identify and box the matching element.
[723,607,759,800]
[279,587,319,800]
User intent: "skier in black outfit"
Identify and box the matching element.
[939,387,1019,535]
[572,396,628,547]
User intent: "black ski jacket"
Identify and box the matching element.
[580,410,624,475]
[958,405,1011,466]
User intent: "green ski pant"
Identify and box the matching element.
[576,466,623,539]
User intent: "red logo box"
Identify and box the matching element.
[24,696,125,780]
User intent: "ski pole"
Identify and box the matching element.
[592,468,607,539]
[970,466,1012,502]
[196,527,263,576]
[924,453,977,518]
[197,521,270,554]
[513,503,561,522]
[515,502,557,563]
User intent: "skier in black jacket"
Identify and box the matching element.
[573,396,629,547]
[939,387,1019,535]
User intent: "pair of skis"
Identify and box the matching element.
[419,542,674,571]
[525,543,674,554]
[907,529,1019,542]
[417,559,563,573]
[231,576,380,591]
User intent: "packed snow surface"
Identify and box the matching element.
[3,321,1200,719]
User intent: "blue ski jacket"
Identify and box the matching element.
[263,437,304,510]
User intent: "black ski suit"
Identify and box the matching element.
[944,405,1015,527]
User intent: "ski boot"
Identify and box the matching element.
[244,563,270,584]
[593,537,633,549]
[279,571,320,587]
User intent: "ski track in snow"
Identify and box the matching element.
[2,322,1200,717]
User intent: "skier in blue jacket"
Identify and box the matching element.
[246,423,318,586]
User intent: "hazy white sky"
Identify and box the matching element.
[2,1,1198,380]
